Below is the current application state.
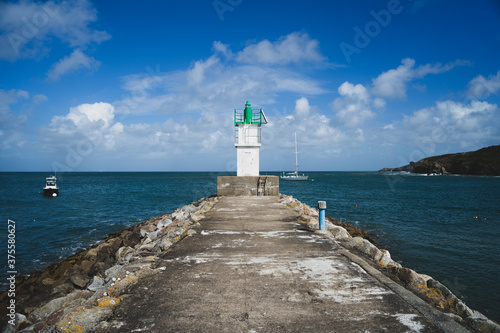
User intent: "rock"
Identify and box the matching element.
[105,265,125,280]
[29,290,93,323]
[95,244,113,263]
[41,278,55,286]
[158,237,173,251]
[197,202,212,214]
[374,249,390,265]
[156,218,172,230]
[146,230,160,241]
[303,205,319,217]
[85,276,105,291]
[165,229,180,238]
[305,216,319,228]
[345,237,379,258]
[3,313,29,333]
[70,274,90,289]
[466,315,500,333]
[84,247,99,262]
[172,204,195,221]
[327,225,351,240]
[171,211,183,221]
[140,225,155,238]
[125,234,142,249]
[55,305,113,333]
[159,224,172,235]
[89,261,111,277]
[142,236,153,245]
[33,321,48,332]
[97,297,123,307]
[138,241,157,252]
[116,246,136,264]
[389,267,425,288]
[190,212,204,223]
[45,309,64,326]
[80,260,93,273]
[103,274,139,299]
[51,282,74,296]
[107,238,123,254]
[307,221,319,230]
[177,219,191,228]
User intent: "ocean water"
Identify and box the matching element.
[1,172,499,321]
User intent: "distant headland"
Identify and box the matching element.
[379,145,500,176]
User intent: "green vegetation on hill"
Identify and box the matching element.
[379,145,500,176]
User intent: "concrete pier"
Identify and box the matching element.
[97,196,466,332]
[217,176,279,196]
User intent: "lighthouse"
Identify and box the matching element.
[234,101,267,176]
[216,101,278,196]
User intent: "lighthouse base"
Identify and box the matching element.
[217,176,279,197]
[236,147,260,176]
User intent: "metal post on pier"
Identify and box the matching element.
[318,201,326,230]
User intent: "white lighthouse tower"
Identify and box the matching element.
[234,101,267,176]
[216,101,277,196]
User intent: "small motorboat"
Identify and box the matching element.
[43,175,59,197]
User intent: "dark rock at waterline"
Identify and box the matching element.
[379,145,500,176]
[326,216,376,244]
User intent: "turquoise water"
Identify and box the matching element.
[1,172,499,321]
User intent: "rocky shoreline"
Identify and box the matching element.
[2,194,499,332]
[282,195,500,333]
[1,196,219,332]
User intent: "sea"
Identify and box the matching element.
[1,172,499,322]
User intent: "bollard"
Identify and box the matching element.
[318,201,326,230]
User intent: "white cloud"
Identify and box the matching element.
[202,130,223,151]
[187,55,219,85]
[33,94,48,104]
[397,100,499,149]
[235,32,327,65]
[372,58,469,99]
[0,0,110,61]
[0,89,29,115]
[331,81,376,128]
[46,49,100,81]
[466,70,500,99]
[41,96,349,171]
[9,33,495,171]
[0,89,39,150]
[264,98,346,160]
[41,99,234,165]
[212,41,232,58]
[112,33,331,119]
[115,45,327,116]
[373,97,386,108]
[49,102,115,133]
[104,122,124,150]
[293,97,311,118]
[372,58,416,99]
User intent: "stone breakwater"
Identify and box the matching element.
[2,194,499,333]
[281,194,500,333]
[1,196,219,333]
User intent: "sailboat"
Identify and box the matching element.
[280,131,309,181]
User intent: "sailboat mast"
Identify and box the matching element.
[294,131,298,174]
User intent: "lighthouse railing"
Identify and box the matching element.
[234,109,262,125]
[234,127,262,145]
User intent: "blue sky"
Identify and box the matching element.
[1,0,499,172]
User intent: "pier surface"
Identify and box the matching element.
[98,196,464,332]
